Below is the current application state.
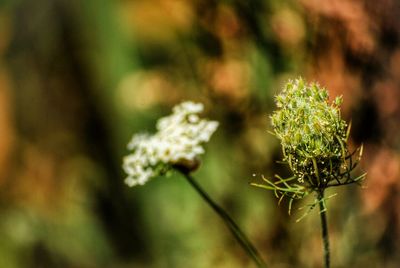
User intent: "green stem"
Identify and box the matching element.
[318,190,330,268]
[182,172,268,268]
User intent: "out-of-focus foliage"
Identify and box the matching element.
[1,0,400,267]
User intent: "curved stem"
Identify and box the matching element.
[182,172,268,268]
[318,190,330,268]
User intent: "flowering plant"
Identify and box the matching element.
[123,101,267,268]
[252,78,366,268]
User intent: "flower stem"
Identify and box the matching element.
[318,190,330,268]
[182,172,268,268]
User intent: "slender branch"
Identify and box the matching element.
[181,172,268,268]
[326,181,361,188]
[326,172,367,188]
[318,191,330,268]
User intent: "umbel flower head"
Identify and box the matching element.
[252,78,365,214]
[271,78,348,185]
[123,101,219,187]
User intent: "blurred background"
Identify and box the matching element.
[1,0,400,267]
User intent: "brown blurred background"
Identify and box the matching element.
[1,0,400,267]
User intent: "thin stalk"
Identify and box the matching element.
[318,190,330,268]
[182,172,268,268]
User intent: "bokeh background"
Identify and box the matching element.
[1,0,400,267]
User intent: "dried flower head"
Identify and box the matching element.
[252,78,365,216]
[123,101,219,187]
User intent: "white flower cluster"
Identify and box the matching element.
[123,101,219,187]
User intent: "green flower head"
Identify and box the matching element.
[252,78,365,216]
[271,78,348,186]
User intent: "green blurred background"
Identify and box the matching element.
[1,0,400,267]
